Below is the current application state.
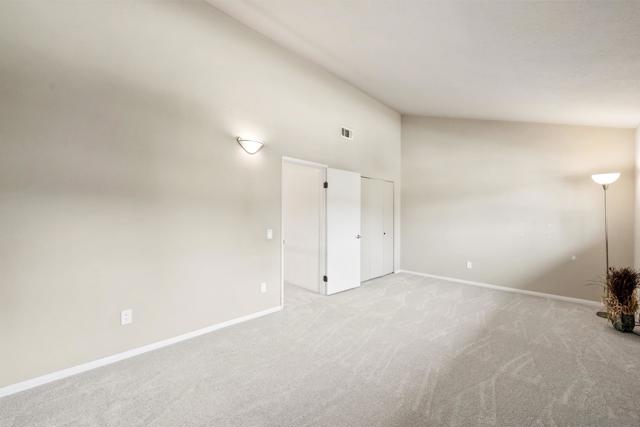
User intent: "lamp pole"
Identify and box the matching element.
[591,172,620,319]
[603,183,610,283]
[595,183,611,319]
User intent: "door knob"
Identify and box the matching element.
[356,234,361,239]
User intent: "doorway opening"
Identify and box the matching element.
[280,158,371,305]
[281,157,327,305]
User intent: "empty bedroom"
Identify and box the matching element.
[1,1,639,426]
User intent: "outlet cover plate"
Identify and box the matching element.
[121,309,133,326]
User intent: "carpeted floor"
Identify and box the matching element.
[1,272,639,427]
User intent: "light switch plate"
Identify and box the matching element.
[266,229,273,240]
[121,309,133,326]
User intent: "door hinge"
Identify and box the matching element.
[323,275,328,283]
[323,181,328,189]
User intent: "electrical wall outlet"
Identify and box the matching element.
[260,282,267,293]
[266,229,273,240]
[121,309,133,326]
[466,261,473,269]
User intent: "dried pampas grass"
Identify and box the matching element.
[605,267,639,317]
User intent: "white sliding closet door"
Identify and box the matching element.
[361,177,394,281]
[381,179,394,275]
[361,178,382,281]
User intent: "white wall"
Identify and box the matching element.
[0,1,401,388]
[402,116,635,301]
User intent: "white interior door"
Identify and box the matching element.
[326,168,361,295]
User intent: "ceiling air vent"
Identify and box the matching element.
[341,127,353,140]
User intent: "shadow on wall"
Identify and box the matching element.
[515,241,609,302]
[0,41,277,294]
[0,53,261,203]
[402,162,634,302]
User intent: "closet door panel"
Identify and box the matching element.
[360,178,374,281]
[361,178,393,281]
[370,179,385,278]
[381,180,394,275]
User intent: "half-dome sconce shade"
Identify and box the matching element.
[236,137,264,155]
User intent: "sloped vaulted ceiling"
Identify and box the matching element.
[209,0,640,128]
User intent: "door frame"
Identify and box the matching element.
[280,156,328,307]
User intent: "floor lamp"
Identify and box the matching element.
[591,172,621,318]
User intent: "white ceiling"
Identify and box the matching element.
[208,0,640,128]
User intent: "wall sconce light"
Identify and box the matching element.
[236,137,264,155]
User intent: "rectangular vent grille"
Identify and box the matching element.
[341,127,353,140]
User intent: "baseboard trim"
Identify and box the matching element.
[0,305,283,398]
[397,269,601,307]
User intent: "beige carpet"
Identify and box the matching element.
[1,272,639,426]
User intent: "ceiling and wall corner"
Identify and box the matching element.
[209,0,640,128]
[211,0,640,299]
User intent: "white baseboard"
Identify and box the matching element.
[397,269,601,307]
[0,305,283,399]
